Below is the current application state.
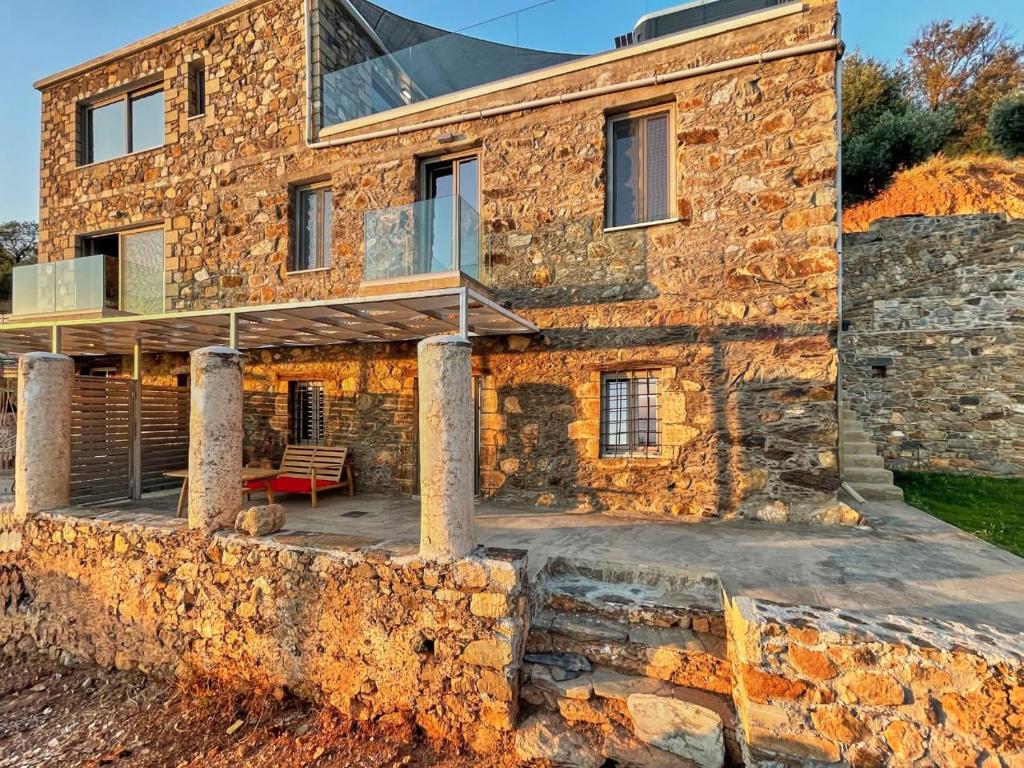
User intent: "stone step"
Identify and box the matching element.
[841,438,880,454]
[520,662,738,767]
[841,452,885,469]
[529,609,732,695]
[842,466,894,484]
[846,481,905,502]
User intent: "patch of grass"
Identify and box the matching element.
[894,470,1024,558]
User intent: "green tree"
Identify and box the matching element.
[841,53,953,204]
[906,16,1024,154]
[988,94,1024,158]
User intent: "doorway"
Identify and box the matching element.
[419,154,480,280]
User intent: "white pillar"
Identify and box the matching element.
[418,335,475,560]
[188,346,243,532]
[14,352,73,518]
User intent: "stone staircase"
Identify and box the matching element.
[839,402,904,502]
[517,558,739,768]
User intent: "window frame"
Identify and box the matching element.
[599,369,662,459]
[188,61,207,118]
[417,150,482,276]
[289,182,334,274]
[81,83,165,166]
[605,104,676,231]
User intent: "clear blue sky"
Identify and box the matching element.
[0,0,1021,222]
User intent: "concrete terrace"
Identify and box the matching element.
[63,490,1024,636]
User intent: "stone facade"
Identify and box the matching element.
[842,214,1024,476]
[0,508,529,749]
[33,0,842,519]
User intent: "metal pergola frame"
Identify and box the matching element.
[0,286,538,357]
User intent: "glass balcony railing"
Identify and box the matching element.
[320,0,670,128]
[363,196,482,282]
[11,252,164,318]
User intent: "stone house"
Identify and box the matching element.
[4,0,842,521]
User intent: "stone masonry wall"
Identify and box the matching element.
[35,0,842,520]
[0,508,529,750]
[727,596,1024,767]
[842,215,1024,475]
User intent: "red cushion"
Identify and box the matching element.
[246,476,338,494]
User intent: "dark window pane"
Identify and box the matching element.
[87,100,126,163]
[610,118,639,227]
[130,91,164,152]
[645,114,670,221]
[189,66,206,116]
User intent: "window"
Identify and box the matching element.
[292,184,333,271]
[289,381,325,445]
[419,154,480,279]
[188,61,206,117]
[607,108,672,228]
[82,85,164,164]
[600,370,661,457]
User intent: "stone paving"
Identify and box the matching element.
[83,489,1024,635]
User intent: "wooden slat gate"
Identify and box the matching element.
[70,376,132,504]
[139,384,190,493]
[70,377,190,504]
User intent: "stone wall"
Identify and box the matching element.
[35,0,843,520]
[727,596,1024,766]
[842,215,1024,475]
[0,508,529,750]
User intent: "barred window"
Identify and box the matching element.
[289,381,324,445]
[600,371,661,457]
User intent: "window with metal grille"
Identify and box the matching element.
[288,381,324,445]
[600,371,661,457]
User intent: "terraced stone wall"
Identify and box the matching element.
[0,509,529,751]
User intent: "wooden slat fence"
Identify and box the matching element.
[140,384,190,492]
[70,376,131,504]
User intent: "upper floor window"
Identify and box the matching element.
[600,370,661,458]
[291,184,333,272]
[188,61,206,117]
[606,107,673,229]
[82,86,164,164]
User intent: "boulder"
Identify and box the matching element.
[514,713,604,768]
[626,694,724,768]
[234,504,285,536]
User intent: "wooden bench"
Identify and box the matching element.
[246,445,354,508]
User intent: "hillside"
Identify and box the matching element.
[844,155,1024,233]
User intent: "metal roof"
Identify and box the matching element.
[0,287,537,356]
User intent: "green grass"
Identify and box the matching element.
[894,471,1024,558]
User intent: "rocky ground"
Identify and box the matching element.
[0,653,520,768]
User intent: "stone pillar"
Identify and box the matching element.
[14,352,73,519]
[418,335,475,560]
[188,346,243,532]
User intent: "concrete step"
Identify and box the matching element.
[843,466,894,484]
[841,452,886,469]
[520,662,739,767]
[846,481,905,502]
[841,438,880,454]
[529,608,732,695]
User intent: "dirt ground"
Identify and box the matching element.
[0,653,520,768]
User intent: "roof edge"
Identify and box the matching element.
[33,0,273,91]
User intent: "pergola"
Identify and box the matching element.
[0,286,537,356]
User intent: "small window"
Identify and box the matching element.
[600,370,661,458]
[291,184,333,272]
[188,61,206,117]
[871,365,887,378]
[82,85,164,164]
[289,381,325,446]
[607,108,672,228]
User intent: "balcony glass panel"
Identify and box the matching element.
[363,196,482,282]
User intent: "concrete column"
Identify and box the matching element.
[418,335,475,560]
[188,346,243,532]
[14,352,73,518]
